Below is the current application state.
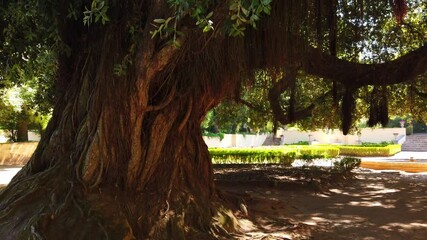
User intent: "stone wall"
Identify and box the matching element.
[0,142,38,165]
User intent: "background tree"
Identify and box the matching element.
[0,85,52,142]
[1,0,427,239]
[0,98,19,142]
[0,0,55,141]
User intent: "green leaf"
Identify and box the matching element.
[101,14,109,24]
[261,0,272,5]
[98,1,105,9]
[256,5,263,15]
[173,40,181,48]
[164,17,173,26]
[206,11,213,19]
[203,25,213,32]
[238,16,247,23]
[153,19,166,24]
[150,30,159,39]
[263,6,271,15]
[229,2,238,11]
[91,0,97,10]
[241,7,249,16]
[250,14,259,22]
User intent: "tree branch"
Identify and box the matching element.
[301,43,427,88]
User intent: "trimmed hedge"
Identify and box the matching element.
[209,144,401,165]
[337,144,401,157]
[209,148,296,165]
[291,146,340,160]
[209,146,340,165]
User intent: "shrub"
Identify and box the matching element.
[333,157,361,172]
[338,144,401,157]
[292,141,309,145]
[406,125,413,135]
[294,146,340,159]
[361,141,393,147]
[209,148,296,165]
[209,146,340,165]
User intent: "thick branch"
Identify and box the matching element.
[301,44,427,88]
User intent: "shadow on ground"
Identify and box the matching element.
[215,166,427,240]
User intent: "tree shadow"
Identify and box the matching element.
[215,166,427,239]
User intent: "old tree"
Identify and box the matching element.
[1,0,427,239]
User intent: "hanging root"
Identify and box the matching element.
[341,88,356,135]
[368,86,389,127]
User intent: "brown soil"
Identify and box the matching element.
[1,165,426,239]
[215,165,427,240]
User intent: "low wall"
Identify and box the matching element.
[0,142,38,165]
[278,128,406,145]
[203,134,268,148]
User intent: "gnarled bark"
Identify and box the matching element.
[0,2,238,239]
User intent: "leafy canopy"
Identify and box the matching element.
[2,0,427,136]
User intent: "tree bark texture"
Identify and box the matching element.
[0,2,239,239]
[16,120,28,142]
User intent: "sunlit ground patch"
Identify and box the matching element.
[0,167,21,185]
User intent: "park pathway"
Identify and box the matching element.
[0,166,21,187]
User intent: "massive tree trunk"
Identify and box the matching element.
[0,2,239,239]
[0,100,220,239]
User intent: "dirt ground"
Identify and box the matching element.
[1,165,426,239]
[215,165,427,240]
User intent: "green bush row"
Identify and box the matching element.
[209,144,401,164]
[209,146,340,165]
[209,148,295,165]
[337,144,401,157]
[360,141,394,147]
[290,146,340,159]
